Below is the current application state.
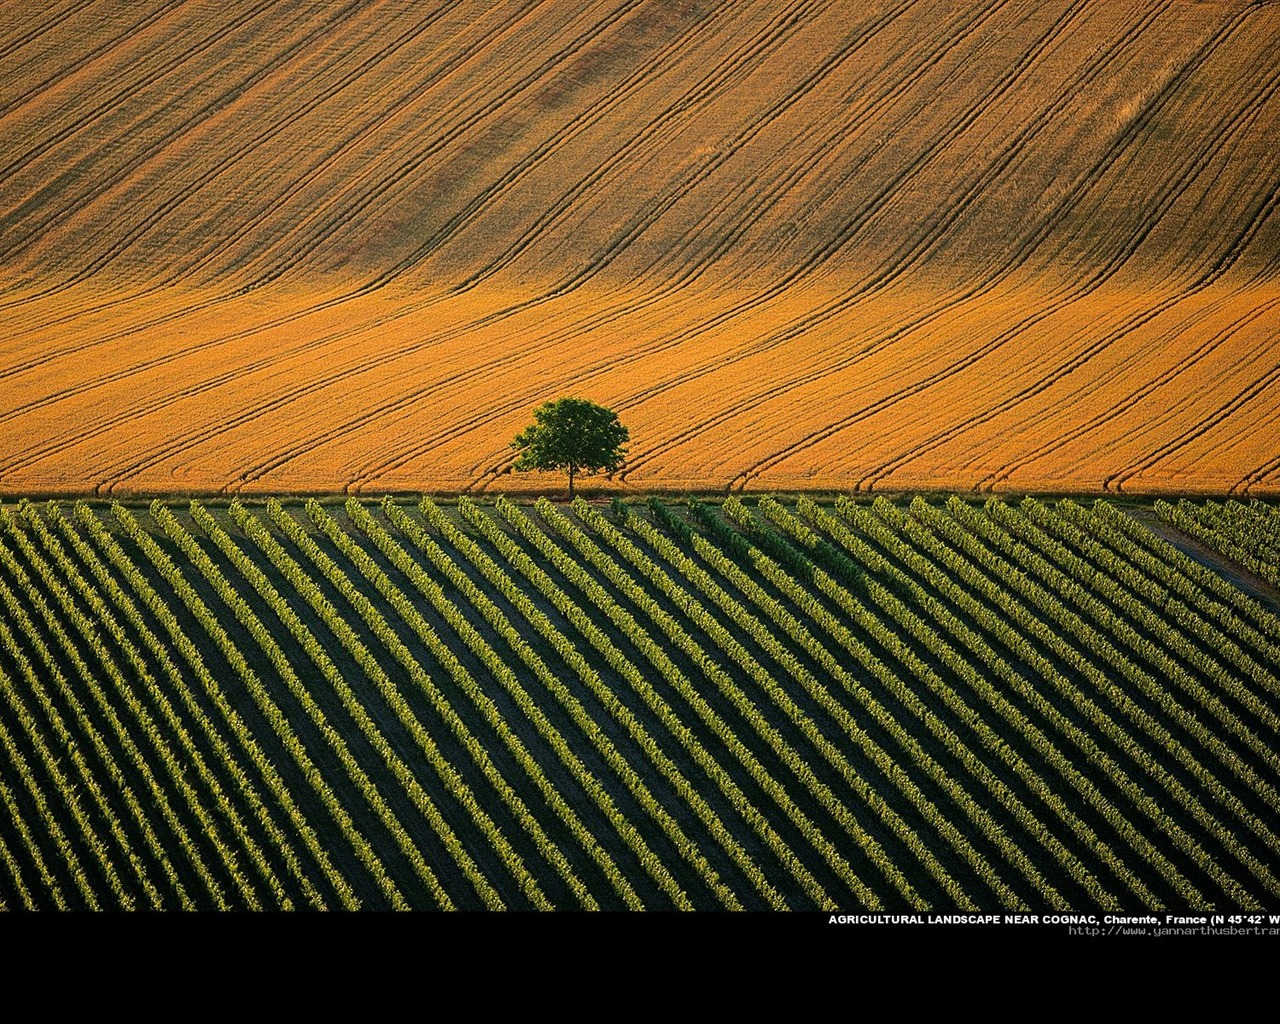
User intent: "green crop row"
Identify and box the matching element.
[0,518,205,908]
[0,801,36,910]
[1006,499,1280,800]
[567,497,932,909]
[521,496,878,909]
[910,497,1263,907]
[343,499,650,910]
[634,499,983,906]
[45,502,300,910]
[0,588,153,910]
[718,495,1077,910]
[117,502,383,908]
[184,500,457,910]
[424,497,768,910]
[75,503,342,910]
[17,501,279,909]
[1061,501,1280,702]
[958,500,1280,898]
[0,724,74,910]
[786,497,1170,909]
[1159,500,1280,589]
[244,498,556,910]
[750,494,1157,910]
[465,496,827,908]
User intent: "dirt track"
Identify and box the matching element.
[1,0,1277,496]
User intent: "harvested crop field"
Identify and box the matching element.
[2,0,1280,497]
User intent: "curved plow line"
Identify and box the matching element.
[0,0,359,313]
[688,0,1086,289]
[234,0,655,287]
[1237,441,1280,497]
[0,0,294,208]
[0,0,392,297]
[620,0,1169,352]
[1000,283,1280,493]
[621,0,1169,480]
[159,178,828,489]
[44,0,570,292]
[8,287,560,492]
[69,280,639,493]
[628,0,1027,286]
[0,0,99,63]
[957,96,1280,475]
[227,0,871,484]
[0,0,551,314]
[437,0,1028,305]
[1117,290,1280,486]
[498,0,1030,371]
[1,0,460,303]
[364,0,891,290]
[731,10,1273,491]
[1128,359,1280,496]
[0,0,194,120]
[356,0,1017,487]
[0,275,234,343]
[499,0,1121,478]
[2,4,1228,499]
[360,0,842,289]
[0,0,669,403]
[1100,204,1280,489]
[0,0,547,325]
[2,0,931,471]
[0,283,374,454]
[0,273,662,489]
[174,0,573,289]
[976,77,1280,487]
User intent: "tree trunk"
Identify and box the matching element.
[568,464,575,500]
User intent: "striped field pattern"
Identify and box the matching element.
[0,0,1278,496]
[0,494,1276,911]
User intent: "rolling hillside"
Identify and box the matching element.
[1,0,1278,496]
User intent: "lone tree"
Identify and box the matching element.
[511,397,629,499]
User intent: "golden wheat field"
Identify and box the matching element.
[1,0,1278,497]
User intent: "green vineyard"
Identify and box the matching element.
[0,493,1277,912]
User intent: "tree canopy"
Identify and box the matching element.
[511,397,629,498]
